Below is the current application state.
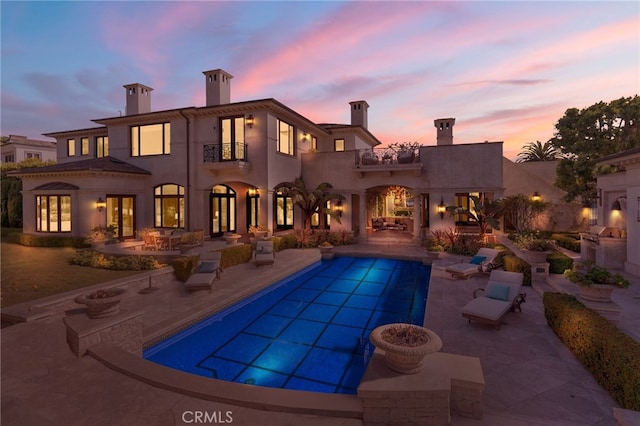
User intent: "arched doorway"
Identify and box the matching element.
[210,184,236,237]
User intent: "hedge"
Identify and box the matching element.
[5,232,88,248]
[503,254,532,286]
[69,250,161,271]
[218,244,253,269]
[171,255,200,282]
[551,233,581,253]
[543,293,640,410]
[547,251,574,274]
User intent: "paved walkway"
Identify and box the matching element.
[2,239,639,425]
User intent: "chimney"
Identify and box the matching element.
[434,118,455,145]
[350,100,369,129]
[123,83,153,115]
[203,69,233,106]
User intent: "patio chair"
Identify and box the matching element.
[446,247,500,279]
[253,240,275,267]
[184,252,222,293]
[461,270,525,329]
[142,232,160,251]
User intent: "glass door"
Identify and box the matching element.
[210,185,236,237]
[106,195,136,240]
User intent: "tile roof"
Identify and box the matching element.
[9,156,151,176]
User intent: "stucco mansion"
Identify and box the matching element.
[12,68,568,246]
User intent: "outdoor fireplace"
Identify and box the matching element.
[580,225,627,269]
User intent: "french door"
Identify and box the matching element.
[210,185,236,237]
[106,195,135,240]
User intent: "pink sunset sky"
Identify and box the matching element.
[1,1,638,160]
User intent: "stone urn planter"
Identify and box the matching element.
[253,230,268,240]
[564,261,630,303]
[223,233,242,245]
[74,288,126,319]
[319,243,335,260]
[369,323,443,374]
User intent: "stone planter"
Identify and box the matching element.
[319,244,334,260]
[578,284,616,302]
[526,250,552,263]
[224,234,242,245]
[253,230,268,240]
[74,288,125,319]
[369,323,443,374]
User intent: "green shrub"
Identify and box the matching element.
[69,250,161,271]
[219,244,253,269]
[503,254,532,286]
[552,233,581,252]
[547,251,574,274]
[7,232,88,248]
[543,293,640,410]
[171,255,199,282]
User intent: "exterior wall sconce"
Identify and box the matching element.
[335,199,343,217]
[437,198,446,219]
[246,115,255,128]
[248,188,259,197]
[611,199,622,211]
[531,192,541,202]
[302,132,310,142]
[96,197,106,212]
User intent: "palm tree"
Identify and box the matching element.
[516,140,560,163]
[446,194,501,241]
[281,177,345,232]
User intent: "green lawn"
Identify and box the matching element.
[1,242,142,307]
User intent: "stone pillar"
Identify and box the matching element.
[359,190,368,242]
[63,309,144,358]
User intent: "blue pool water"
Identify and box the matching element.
[144,256,430,394]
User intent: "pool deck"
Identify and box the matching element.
[2,238,639,425]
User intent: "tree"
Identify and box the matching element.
[280,177,345,232]
[446,194,501,240]
[499,194,548,233]
[516,140,560,163]
[550,96,640,202]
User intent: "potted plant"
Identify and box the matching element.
[248,224,268,240]
[223,232,242,245]
[390,142,420,164]
[74,288,126,319]
[369,323,442,374]
[564,260,630,302]
[319,241,335,259]
[85,225,117,249]
[360,150,378,165]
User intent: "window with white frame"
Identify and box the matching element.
[36,195,71,232]
[277,119,294,155]
[26,152,41,160]
[131,123,171,156]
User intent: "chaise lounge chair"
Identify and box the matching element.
[184,251,222,293]
[461,270,525,329]
[446,247,499,279]
[253,240,275,267]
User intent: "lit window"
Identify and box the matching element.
[220,117,246,160]
[275,188,294,229]
[311,136,317,151]
[96,136,109,158]
[154,184,184,228]
[81,137,89,155]
[277,119,294,155]
[131,123,171,156]
[36,195,71,232]
[67,139,75,156]
[334,138,345,152]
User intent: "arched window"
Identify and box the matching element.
[154,184,184,228]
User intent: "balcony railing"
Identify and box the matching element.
[355,147,420,167]
[204,143,248,163]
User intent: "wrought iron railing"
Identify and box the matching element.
[355,147,420,167]
[204,142,248,163]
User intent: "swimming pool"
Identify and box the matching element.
[144,256,430,394]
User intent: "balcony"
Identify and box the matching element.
[203,143,250,175]
[354,147,422,177]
